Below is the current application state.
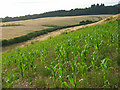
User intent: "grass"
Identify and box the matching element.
[0,23,23,27]
[2,19,119,88]
[1,20,97,46]
[42,25,61,27]
[2,15,112,40]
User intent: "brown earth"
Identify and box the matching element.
[2,14,120,53]
[1,15,112,40]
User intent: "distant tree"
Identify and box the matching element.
[70,9,74,11]
[91,4,96,8]
[101,3,105,7]
[2,3,119,22]
[96,3,100,7]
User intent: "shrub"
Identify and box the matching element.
[2,20,97,46]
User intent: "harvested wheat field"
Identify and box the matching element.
[3,14,119,53]
[2,15,112,40]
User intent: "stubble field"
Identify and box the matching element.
[1,15,112,40]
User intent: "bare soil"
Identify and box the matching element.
[3,14,120,53]
[1,15,112,40]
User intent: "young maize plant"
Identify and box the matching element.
[2,19,119,88]
[45,62,58,82]
[100,58,113,88]
[57,61,66,88]
[40,47,48,64]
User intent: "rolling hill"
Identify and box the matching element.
[2,14,120,88]
[2,15,112,40]
[1,3,120,22]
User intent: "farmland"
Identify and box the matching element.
[2,18,119,88]
[1,15,112,40]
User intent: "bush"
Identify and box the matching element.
[79,20,95,25]
[2,20,97,46]
[0,23,23,27]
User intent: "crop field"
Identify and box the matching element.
[1,15,112,40]
[2,18,119,88]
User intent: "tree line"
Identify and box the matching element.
[1,3,120,22]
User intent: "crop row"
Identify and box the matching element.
[2,19,119,88]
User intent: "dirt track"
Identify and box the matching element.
[3,14,120,53]
[2,15,112,40]
[2,17,109,53]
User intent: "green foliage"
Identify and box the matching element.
[79,20,96,25]
[42,25,61,28]
[0,23,23,27]
[2,20,96,46]
[2,19,119,88]
[1,4,120,22]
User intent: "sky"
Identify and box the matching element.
[0,0,119,18]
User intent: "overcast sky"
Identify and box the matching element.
[0,0,119,18]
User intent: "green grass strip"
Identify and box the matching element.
[1,20,97,46]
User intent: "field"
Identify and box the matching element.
[1,15,112,40]
[2,18,119,88]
